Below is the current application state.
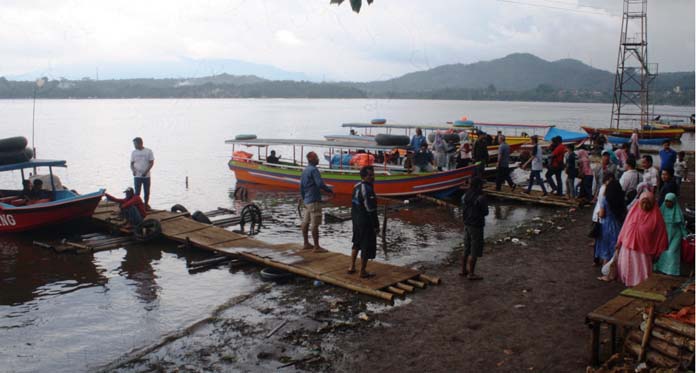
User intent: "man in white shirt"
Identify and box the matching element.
[131,137,155,206]
[640,155,658,191]
[619,157,641,203]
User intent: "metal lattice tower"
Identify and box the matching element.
[610,0,658,129]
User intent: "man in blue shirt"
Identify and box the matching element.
[658,140,677,173]
[300,151,334,252]
[410,128,427,151]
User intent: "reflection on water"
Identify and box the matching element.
[119,245,162,308]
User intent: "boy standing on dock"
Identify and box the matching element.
[348,166,379,278]
[460,176,488,280]
[300,151,334,252]
[131,137,154,207]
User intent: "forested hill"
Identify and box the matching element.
[0,54,693,105]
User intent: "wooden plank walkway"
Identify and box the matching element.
[92,201,440,302]
[585,274,691,366]
[483,184,580,208]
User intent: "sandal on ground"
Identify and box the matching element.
[347,269,356,274]
[360,272,376,278]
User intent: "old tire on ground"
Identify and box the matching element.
[191,210,212,224]
[375,134,409,146]
[134,219,162,242]
[170,204,188,213]
[260,267,293,283]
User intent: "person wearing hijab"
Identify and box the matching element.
[654,193,687,276]
[432,132,448,171]
[456,141,472,168]
[614,192,668,287]
[577,149,594,201]
[629,129,640,159]
[596,177,626,281]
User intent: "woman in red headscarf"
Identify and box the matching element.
[614,191,668,286]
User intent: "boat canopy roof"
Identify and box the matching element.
[543,127,588,142]
[225,138,397,150]
[343,121,554,130]
[342,122,454,131]
[0,159,67,172]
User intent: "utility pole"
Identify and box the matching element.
[609,0,658,129]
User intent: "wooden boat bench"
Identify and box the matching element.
[585,274,691,366]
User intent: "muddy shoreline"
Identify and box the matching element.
[98,200,645,373]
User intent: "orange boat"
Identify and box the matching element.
[225,138,477,197]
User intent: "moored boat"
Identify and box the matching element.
[0,159,105,232]
[580,126,684,140]
[225,138,478,196]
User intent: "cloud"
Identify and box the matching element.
[275,30,304,46]
[0,0,692,81]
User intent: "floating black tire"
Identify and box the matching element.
[0,148,33,165]
[134,219,162,242]
[260,267,293,282]
[191,210,212,224]
[375,134,409,146]
[0,137,28,152]
[170,204,188,213]
[235,134,257,140]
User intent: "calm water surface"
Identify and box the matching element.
[0,99,692,372]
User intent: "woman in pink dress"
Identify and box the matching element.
[614,191,668,287]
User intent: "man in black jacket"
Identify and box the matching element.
[461,177,488,280]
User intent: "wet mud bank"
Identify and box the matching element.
[102,202,633,372]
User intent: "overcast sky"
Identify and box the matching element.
[1,0,693,81]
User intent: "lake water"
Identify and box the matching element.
[0,99,692,372]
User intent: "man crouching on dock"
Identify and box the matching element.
[300,151,334,252]
[105,187,147,228]
[348,166,379,278]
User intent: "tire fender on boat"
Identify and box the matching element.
[191,210,212,224]
[134,219,162,242]
[170,204,188,213]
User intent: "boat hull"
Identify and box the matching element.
[581,126,684,139]
[229,161,476,196]
[0,191,104,233]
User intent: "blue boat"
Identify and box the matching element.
[607,136,671,146]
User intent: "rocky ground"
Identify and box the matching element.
[105,180,694,373]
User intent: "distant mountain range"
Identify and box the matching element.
[1,53,693,105]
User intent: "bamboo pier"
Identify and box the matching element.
[91,201,440,302]
[483,184,581,208]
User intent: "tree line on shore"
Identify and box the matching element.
[0,75,692,106]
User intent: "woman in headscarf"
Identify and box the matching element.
[615,192,668,286]
[577,149,593,201]
[629,129,640,159]
[432,132,448,171]
[596,176,626,281]
[456,141,472,168]
[654,193,687,276]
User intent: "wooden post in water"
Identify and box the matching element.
[381,203,388,254]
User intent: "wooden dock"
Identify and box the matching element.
[91,201,440,302]
[483,184,580,208]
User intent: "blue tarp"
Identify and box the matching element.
[330,154,352,168]
[544,127,588,142]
